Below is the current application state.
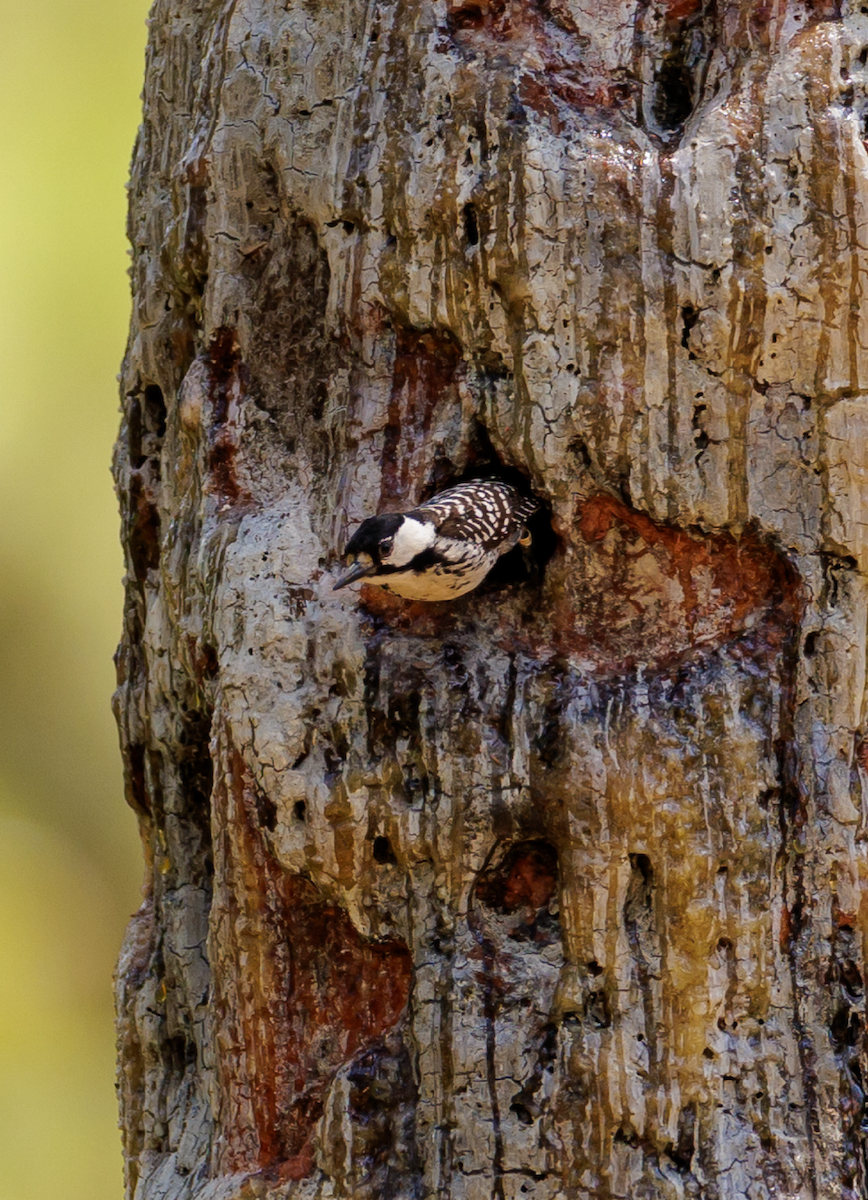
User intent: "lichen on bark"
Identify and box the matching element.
[115,2,868,1197]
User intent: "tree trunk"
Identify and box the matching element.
[114,2,868,1197]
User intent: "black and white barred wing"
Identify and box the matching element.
[415,481,538,555]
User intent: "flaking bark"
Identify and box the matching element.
[115,2,868,1197]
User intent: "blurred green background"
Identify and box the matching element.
[0,1,150,1197]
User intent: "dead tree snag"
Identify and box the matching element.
[115,2,868,1197]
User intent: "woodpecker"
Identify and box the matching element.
[333,479,539,601]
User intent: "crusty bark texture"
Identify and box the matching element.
[114,1,868,1197]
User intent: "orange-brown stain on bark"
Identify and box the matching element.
[576,492,781,632]
[547,493,802,669]
[499,848,557,913]
[206,327,251,506]
[447,0,639,115]
[664,0,702,19]
[212,743,412,1179]
[381,328,462,507]
[358,586,457,635]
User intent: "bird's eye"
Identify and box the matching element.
[379,537,394,558]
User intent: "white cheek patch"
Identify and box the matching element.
[389,517,435,567]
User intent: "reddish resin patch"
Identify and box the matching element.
[211,742,412,1178]
[206,326,251,506]
[544,493,802,671]
[475,841,561,945]
[358,585,455,635]
[381,327,462,508]
[448,0,641,117]
[495,844,558,913]
[665,0,703,18]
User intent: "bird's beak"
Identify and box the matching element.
[333,559,376,591]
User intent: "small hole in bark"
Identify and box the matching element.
[652,43,696,133]
[681,305,699,349]
[165,1033,197,1072]
[569,438,592,471]
[614,1126,639,1147]
[511,1102,533,1125]
[703,1047,715,1059]
[449,3,485,29]
[463,202,479,246]
[831,1006,861,1046]
[841,960,864,996]
[373,835,397,864]
[584,989,612,1028]
[126,743,149,816]
[587,959,603,976]
[859,46,868,67]
[128,474,161,579]
[293,800,307,822]
[717,936,733,951]
[630,852,652,884]
[128,397,144,468]
[804,631,819,658]
[144,384,167,437]
[255,788,277,832]
[669,1105,696,1172]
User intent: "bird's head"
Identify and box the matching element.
[333,512,435,590]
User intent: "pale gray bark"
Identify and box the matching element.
[115,2,868,1198]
